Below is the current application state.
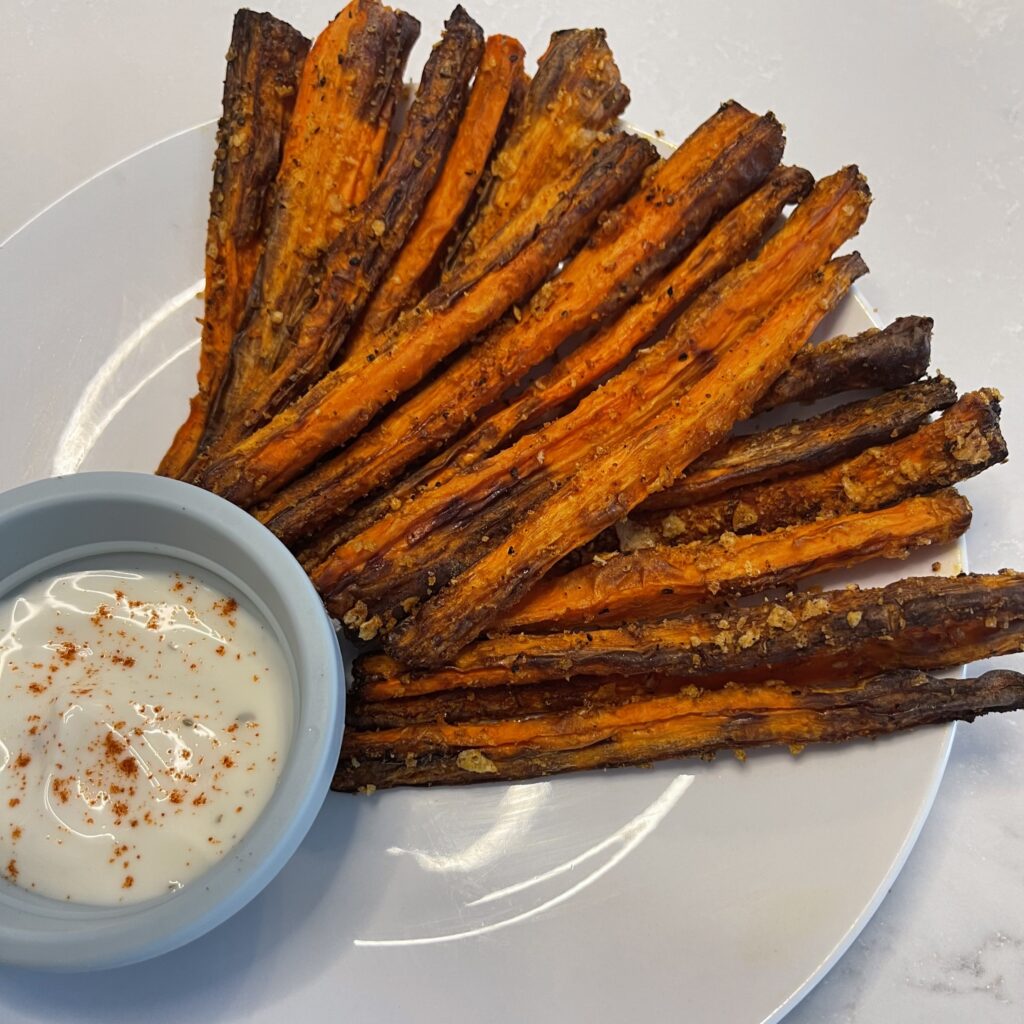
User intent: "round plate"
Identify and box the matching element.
[0,123,957,1024]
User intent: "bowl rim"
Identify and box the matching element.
[0,471,344,971]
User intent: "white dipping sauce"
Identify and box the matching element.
[0,556,292,904]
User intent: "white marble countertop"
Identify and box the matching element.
[2,1,1022,1019]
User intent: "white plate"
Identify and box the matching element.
[0,123,959,1024]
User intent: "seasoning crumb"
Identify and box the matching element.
[766,605,797,631]
[456,749,498,774]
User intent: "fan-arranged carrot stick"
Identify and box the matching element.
[334,669,1024,789]
[344,34,527,353]
[156,11,309,479]
[313,168,871,618]
[630,388,1005,545]
[352,570,1024,701]
[636,374,957,515]
[325,254,862,636]
[344,249,864,638]
[444,28,631,275]
[753,314,934,414]
[496,490,970,630]
[385,251,867,666]
[225,6,486,438]
[259,110,797,547]
[284,165,813,561]
[196,130,656,504]
[198,0,419,458]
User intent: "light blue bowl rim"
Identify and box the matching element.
[0,472,344,970]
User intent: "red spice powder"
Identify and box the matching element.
[55,640,80,664]
[89,605,112,627]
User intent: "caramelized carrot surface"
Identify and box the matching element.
[157,11,308,479]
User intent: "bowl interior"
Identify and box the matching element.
[0,472,344,970]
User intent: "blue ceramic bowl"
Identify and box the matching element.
[0,472,344,970]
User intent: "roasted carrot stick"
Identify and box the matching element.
[345,34,527,354]
[331,243,872,640]
[339,260,884,634]
[445,28,630,275]
[635,374,957,515]
[281,165,813,560]
[313,168,871,614]
[497,490,970,630]
[196,131,657,505]
[353,570,1024,701]
[335,668,1024,789]
[359,109,783,473]
[260,111,798,547]
[385,252,867,666]
[197,0,419,458]
[157,11,309,479]
[753,314,934,413]
[631,388,1005,544]
[225,6,485,439]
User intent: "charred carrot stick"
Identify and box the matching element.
[630,388,1005,544]
[328,191,872,638]
[345,34,527,355]
[157,11,309,479]
[445,28,631,275]
[197,0,419,458]
[313,167,871,613]
[225,6,485,439]
[260,111,799,547]
[378,109,784,452]
[334,668,1024,789]
[753,314,934,413]
[196,131,657,505]
[348,367,950,634]
[497,490,970,630]
[374,330,944,577]
[385,252,868,666]
[281,165,813,559]
[635,374,957,516]
[353,570,1024,700]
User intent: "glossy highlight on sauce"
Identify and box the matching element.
[0,556,292,904]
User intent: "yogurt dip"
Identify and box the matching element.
[0,556,292,904]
